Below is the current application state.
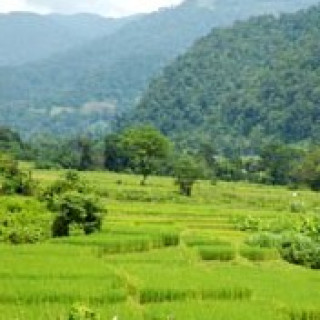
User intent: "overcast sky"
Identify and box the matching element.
[0,0,184,17]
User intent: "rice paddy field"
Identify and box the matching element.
[1,168,320,319]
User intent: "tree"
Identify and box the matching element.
[293,147,320,191]
[260,143,303,185]
[42,171,105,237]
[120,126,171,185]
[78,137,94,171]
[0,153,36,196]
[52,191,103,237]
[174,154,206,196]
[104,134,130,172]
[0,127,24,157]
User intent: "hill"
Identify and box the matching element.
[0,0,319,136]
[0,12,133,66]
[126,4,320,154]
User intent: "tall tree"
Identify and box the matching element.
[293,147,320,191]
[104,134,130,172]
[120,126,171,185]
[78,137,94,171]
[260,143,303,185]
[174,154,206,196]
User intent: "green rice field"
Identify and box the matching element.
[1,169,320,319]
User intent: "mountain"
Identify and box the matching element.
[0,0,319,136]
[126,4,320,154]
[0,12,133,66]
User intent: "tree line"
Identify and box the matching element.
[1,125,319,195]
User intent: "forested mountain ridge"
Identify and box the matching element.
[0,0,319,136]
[0,12,133,66]
[125,4,320,154]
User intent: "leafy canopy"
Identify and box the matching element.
[120,126,171,184]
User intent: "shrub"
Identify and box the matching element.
[290,200,306,213]
[0,197,51,244]
[40,170,88,210]
[0,153,37,196]
[68,304,100,320]
[279,234,320,269]
[234,216,263,232]
[41,171,105,238]
[52,191,104,237]
[1,170,37,196]
[245,232,282,248]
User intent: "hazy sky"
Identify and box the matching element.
[0,0,184,17]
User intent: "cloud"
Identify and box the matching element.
[0,0,184,17]
[0,0,49,13]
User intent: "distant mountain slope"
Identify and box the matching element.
[0,12,132,66]
[126,5,320,153]
[0,0,319,136]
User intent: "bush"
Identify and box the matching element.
[52,191,104,237]
[68,304,100,320]
[245,232,282,248]
[234,216,263,232]
[290,200,306,213]
[0,153,37,196]
[1,170,37,196]
[0,197,52,244]
[280,234,320,269]
[40,171,88,210]
[41,171,105,238]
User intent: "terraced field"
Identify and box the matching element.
[1,169,320,319]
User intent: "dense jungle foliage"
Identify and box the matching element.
[126,5,320,154]
[0,0,318,135]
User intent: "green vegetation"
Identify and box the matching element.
[294,147,320,191]
[120,126,171,185]
[0,0,318,135]
[239,212,320,269]
[68,303,100,320]
[0,196,51,244]
[1,2,320,318]
[41,171,105,237]
[128,4,320,154]
[0,167,319,319]
[198,245,236,261]
[174,154,207,196]
[0,153,36,195]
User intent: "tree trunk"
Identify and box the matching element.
[140,175,148,186]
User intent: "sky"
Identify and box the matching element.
[0,0,184,17]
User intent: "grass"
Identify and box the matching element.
[198,245,236,261]
[0,169,319,319]
[240,246,280,261]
